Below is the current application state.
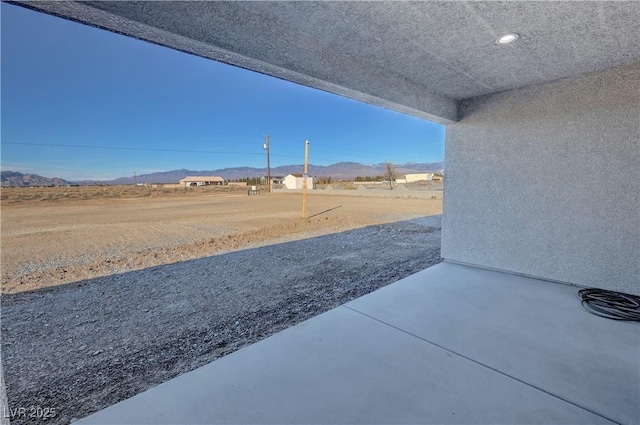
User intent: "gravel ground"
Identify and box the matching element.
[1,215,442,425]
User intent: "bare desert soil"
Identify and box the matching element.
[1,185,442,425]
[1,185,442,294]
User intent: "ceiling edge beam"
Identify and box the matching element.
[10,1,459,124]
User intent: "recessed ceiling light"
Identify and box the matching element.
[496,33,519,45]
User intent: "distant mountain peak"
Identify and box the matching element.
[1,161,444,186]
[103,161,443,184]
[1,171,74,187]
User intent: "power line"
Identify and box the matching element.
[268,136,444,161]
[1,142,265,156]
[1,141,342,164]
[269,135,445,146]
[2,141,441,166]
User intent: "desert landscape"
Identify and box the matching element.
[1,184,441,294]
[1,184,443,424]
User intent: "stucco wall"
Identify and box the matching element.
[442,63,639,295]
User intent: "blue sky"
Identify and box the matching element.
[1,3,445,181]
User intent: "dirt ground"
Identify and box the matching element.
[1,186,441,294]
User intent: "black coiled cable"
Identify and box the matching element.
[578,288,640,321]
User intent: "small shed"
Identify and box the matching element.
[283,174,314,190]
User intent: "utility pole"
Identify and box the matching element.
[302,140,309,218]
[264,134,271,193]
[134,171,137,186]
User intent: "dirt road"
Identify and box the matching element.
[1,188,441,293]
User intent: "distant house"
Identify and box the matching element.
[260,176,284,185]
[405,173,434,183]
[179,176,226,187]
[283,173,314,190]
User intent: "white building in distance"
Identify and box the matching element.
[405,173,434,183]
[283,174,314,190]
[180,176,226,187]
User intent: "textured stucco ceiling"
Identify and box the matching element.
[10,1,640,123]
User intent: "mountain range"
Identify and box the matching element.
[0,171,74,187]
[1,161,443,187]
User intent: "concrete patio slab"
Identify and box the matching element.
[77,263,636,424]
[79,307,613,424]
[347,262,640,425]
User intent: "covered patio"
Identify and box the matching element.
[4,2,639,424]
[78,262,638,424]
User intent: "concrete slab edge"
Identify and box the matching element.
[442,259,588,291]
